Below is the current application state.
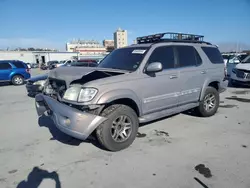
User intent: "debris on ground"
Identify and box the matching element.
[195,164,212,178]
[137,132,147,138]
[8,169,18,174]
[154,130,171,143]
[219,104,238,108]
[242,145,247,148]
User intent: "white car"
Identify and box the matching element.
[230,55,250,86]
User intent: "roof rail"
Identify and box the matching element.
[136,32,210,45]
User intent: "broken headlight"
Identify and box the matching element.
[78,88,98,102]
[63,87,97,102]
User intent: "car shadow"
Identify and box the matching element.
[38,115,106,150]
[16,167,61,188]
[227,80,250,89]
[139,113,180,127]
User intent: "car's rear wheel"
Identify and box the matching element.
[195,86,219,117]
[96,104,139,151]
[12,75,24,85]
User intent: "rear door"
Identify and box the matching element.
[0,62,12,81]
[175,45,205,105]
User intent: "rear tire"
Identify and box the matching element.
[195,86,219,117]
[12,75,24,85]
[96,104,139,151]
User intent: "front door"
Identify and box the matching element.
[0,62,12,81]
[175,45,206,105]
[140,46,180,114]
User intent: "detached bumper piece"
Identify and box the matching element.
[35,94,107,140]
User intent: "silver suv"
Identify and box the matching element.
[35,32,227,151]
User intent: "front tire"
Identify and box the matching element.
[96,104,139,151]
[195,87,219,117]
[12,75,24,85]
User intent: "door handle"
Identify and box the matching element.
[201,70,207,74]
[169,75,178,79]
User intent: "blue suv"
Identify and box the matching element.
[0,60,31,85]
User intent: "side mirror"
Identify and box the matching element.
[146,62,163,73]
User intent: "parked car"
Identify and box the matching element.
[69,59,98,67]
[31,63,39,69]
[0,60,31,85]
[26,74,48,96]
[230,55,250,86]
[48,61,60,70]
[222,53,248,78]
[35,32,227,151]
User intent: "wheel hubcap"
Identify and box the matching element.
[15,77,23,84]
[111,115,132,142]
[204,93,216,112]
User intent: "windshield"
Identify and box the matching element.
[98,47,149,71]
[238,54,248,61]
[242,55,250,63]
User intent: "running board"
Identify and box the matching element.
[139,102,199,123]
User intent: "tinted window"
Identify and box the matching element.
[176,46,200,67]
[195,49,202,66]
[147,46,175,69]
[201,47,224,64]
[0,63,12,70]
[11,61,25,68]
[98,47,149,71]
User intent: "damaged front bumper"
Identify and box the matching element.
[35,94,107,140]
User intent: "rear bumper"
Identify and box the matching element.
[35,94,107,140]
[219,80,228,93]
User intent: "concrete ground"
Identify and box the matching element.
[0,69,250,188]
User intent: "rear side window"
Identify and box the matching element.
[11,61,25,68]
[176,46,202,67]
[201,47,224,64]
[0,63,12,70]
[147,46,175,70]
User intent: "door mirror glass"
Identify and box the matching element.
[146,62,163,73]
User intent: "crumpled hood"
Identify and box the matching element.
[236,63,250,71]
[48,66,127,87]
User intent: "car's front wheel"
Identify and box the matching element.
[12,75,24,85]
[195,86,219,117]
[96,104,139,151]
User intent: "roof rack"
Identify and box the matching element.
[136,32,211,45]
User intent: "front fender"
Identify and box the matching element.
[96,89,142,115]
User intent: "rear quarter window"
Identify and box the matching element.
[201,47,224,64]
[11,61,26,68]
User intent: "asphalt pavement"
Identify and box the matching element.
[0,69,250,188]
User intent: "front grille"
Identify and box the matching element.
[48,78,67,98]
[236,70,245,78]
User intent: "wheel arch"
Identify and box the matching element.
[96,89,142,116]
[199,79,220,100]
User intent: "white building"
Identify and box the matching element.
[114,28,128,49]
[0,51,79,65]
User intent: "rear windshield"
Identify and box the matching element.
[98,47,149,71]
[201,47,224,64]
